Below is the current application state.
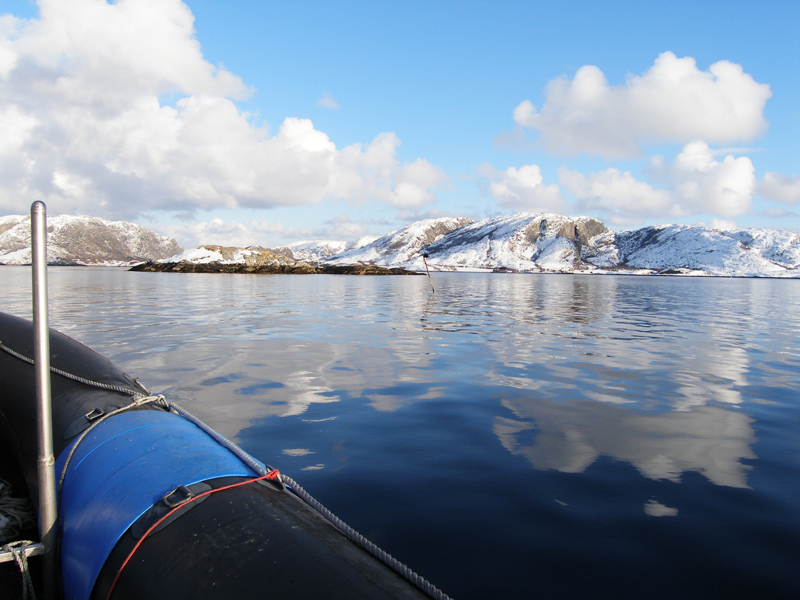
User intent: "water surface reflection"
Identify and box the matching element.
[494,396,756,488]
[2,268,799,598]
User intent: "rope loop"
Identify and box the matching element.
[2,540,38,600]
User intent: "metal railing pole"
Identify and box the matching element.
[31,200,58,600]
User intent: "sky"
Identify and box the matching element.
[1,0,799,249]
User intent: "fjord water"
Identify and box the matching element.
[3,267,799,599]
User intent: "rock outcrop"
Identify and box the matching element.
[131,244,419,275]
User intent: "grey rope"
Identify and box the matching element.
[57,395,166,497]
[280,473,452,600]
[164,400,452,600]
[0,342,147,399]
[2,540,38,600]
[0,478,37,544]
[0,342,452,600]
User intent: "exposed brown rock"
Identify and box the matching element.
[129,261,419,275]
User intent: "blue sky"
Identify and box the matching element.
[1,0,798,248]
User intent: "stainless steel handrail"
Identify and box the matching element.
[0,202,58,597]
[0,542,45,564]
[32,200,58,600]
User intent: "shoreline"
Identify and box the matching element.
[128,261,422,275]
[0,263,797,278]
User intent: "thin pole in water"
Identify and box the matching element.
[421,253,434,293]
[31,200,58,600]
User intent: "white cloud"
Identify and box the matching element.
[514,52,772,159]
[559,141,756,223]
[383,159,449,209]
[0,0,444,220]
[317,91,340,110]
[317,213,368,239]
[757,172,800,205]
[487,164,566,213]
[396,207,463,222]
[708,218,737,230]
[672,141,754,217]
[156,212,371,249]
[157,218,290,248]
[560,167,674,222]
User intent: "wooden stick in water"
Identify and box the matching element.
[422,253,434,293]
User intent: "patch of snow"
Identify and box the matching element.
[0,213,182,265]
[159,247,224,264]
[327,217,473,266]
[288,240,349,262]
[618,225,799,277]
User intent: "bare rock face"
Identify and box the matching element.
[523,215,607,248]
[419,213,615,271]
[197,245,291,267]
[270,246,296,260]
[383,218,474,254]
[0,214,182,265]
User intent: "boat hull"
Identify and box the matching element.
[0,312,432,600]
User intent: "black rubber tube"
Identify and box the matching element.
[0,312,151,507]
[0,312,433,600]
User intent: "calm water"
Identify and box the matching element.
[2,267,800,599]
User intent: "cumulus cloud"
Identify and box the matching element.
[156,212,371,248]
[0,0,444,220]
[381,159,449,209]
[560,141,756,223]
[671,141,755,217]
[559,167,674,223]
[317,213,368,239]
[317,91,340,110]
[396,207,463,222]
[707,218,737,230]
[486,163,566,213]
[757,172,800,205]
[514,52,772,159]
[157,218,290,248]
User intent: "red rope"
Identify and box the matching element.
[105,470,280,600]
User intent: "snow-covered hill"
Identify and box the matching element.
[79,209,798,278]
[317,213,799,277]
[412,213,613,272]
[284,236,379,263]
[0,214,182,266]
[323,217,474,268]
[616,225,800,277]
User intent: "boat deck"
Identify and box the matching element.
[0,438,43,600]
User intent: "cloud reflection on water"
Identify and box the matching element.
[3,269,791,495]
[494,396,756,488]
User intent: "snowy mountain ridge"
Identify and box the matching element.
[615,225,800,277]
[283,236,380,263]
[0,214,182,265]
[398,213,613,272]
[3,211,797,277]
[313,213,799,277]
[326,217,474,267]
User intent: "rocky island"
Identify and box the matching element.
[129,245,418,275]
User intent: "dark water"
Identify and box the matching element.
[3,267,800,599]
